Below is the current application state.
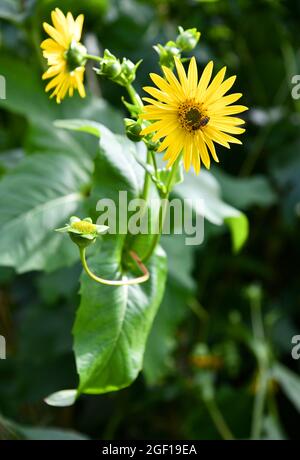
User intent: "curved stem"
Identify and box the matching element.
[80,248,149,286]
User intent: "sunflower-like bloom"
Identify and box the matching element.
[41,8,87,103]
[140,57,248,174]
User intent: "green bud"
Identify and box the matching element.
[55,216,109,249]
[95,49,122,80]
[65,40,87,71]
[154,42,180,69]
[176,26,201,52]
[245,283,262,305]
[124,118,143,142]
[119,58,142,85]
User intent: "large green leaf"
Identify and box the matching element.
[73,241,167,394]
[144,234,196,384]
[175,170,249,251]
[213,169,277,210]
[0,152,92,272]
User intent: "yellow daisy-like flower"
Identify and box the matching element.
[140,57,248,174]
[41,8,87,104]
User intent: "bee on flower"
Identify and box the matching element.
[140,57,248,174]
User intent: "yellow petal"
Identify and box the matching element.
[143,86,177,104]
[187,57,198,95]
[215,105,248,116]
[150,73,178,98]
[162,66,186,99]
[43,22,68,48]
[75,14,84,41]
[203,66,226,103]
[208,93,242,110]
[205,75,237,105]
[196,61,213,100]
[174,57,189,95]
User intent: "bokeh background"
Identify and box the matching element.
[1,0,300,440]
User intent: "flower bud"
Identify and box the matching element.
[55,216,108,249]
[95,49,122,80]
[176,26,201,52]
[119,58,142,85]
[153,42,180,69]
[124,118,143,142]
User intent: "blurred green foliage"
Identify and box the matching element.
[0,0,300,440]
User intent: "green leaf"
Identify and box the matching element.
[272,363,300,413]
[54,119,102,138]
[144,234,195,384]
[19,426,89,441]
[73,242,167,394]
[0,153,92,272]
[175,170,249,251]
[213,169,277,210]
[225,213,249,253]
[44,389,77,408]
[158,164,184,189]
[0,413,88,440]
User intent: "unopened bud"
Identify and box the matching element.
[176,26,201,52]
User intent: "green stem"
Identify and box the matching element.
[251,369,268,439]
[142,154,182,262]
[85,54,102,62]
[126,84,144,110]
[205,399,235,441]
[250,297,269,439]
[141,150,152,202]
[79,247,149,286]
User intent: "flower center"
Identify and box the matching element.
[178,101,210,132]
[65,40,87,71]
[71,220,96,234]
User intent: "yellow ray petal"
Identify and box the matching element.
[150,73,178,97]
[204,126,230,148]
[162,66,186,99]
[205,75,237,105]
[43,22,68,48]
[214,105,248,116]
[143,86,177,104]
[196,61,213,100]
[142,97,177,110]
[208,93,243,110]
[196,133,210,169]
[75,14,84,41]
[174,57,189,95]
[192,148,201,175]
[201,132,219,163]
[203,66,226,103]
[211,124,245,135]
[187,57,198,95]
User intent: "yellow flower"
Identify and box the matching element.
[140,57,248,174]
[41,8,86,104]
